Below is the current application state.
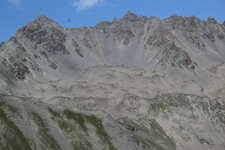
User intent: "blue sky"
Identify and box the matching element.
[1,0,225,42]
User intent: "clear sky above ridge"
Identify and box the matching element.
[0,0,225,42]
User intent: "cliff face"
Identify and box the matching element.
[0,12,225,150]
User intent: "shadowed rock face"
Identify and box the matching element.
[20,17,68,55]
[0,12,225,150]
[159,42,195,70]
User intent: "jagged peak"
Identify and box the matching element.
[95,11,148,29]
[166,15,201,23]
[123,11,138,18]
[166,14,184,20]
[207,17,219,24]
[34,16,54,23]
[122,11,146,22]
[17,15,62,36]
[186,16,202,23]
[185,16,202,27]
[164,15,205,31]
[158,15,222,28]
[17,15,61,32]
[32,15,61,28]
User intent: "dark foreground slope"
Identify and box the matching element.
[0,92,225,150]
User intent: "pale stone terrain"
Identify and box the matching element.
[0,12,225,150]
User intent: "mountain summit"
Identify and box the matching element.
[0,12,225,150]
[122,11,142,22]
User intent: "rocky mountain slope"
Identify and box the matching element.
[0,12,225,150]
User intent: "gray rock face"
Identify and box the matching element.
[0,12,225,150]
[20,17,68,55]
[159,42,195,70]
[145,25,171,48]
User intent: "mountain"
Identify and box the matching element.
[0,12,225,150]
